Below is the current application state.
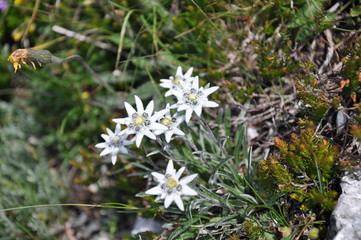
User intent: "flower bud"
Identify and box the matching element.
[8,49,54,72]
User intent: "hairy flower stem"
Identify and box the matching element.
[179,123,199,152]
[199,116,226,156]
[156,137,177,160]
[127,152,158,169]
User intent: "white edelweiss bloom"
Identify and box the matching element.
[145,160,197,211]
[112,95,168,148]
[171,77,219,123]
[160,66,194,97]
[154,104,185,143]
[95,124,133,165]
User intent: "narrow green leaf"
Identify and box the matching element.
[199,185,227,207]
[115,9,136,69]
[169,217,199,240]
[234,123,246,167]
[211,156,234,179]
[224,105,231,138]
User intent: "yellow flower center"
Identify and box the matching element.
[111,136,120,145]
[133,114,145,125]
[166,177,177,188]
[160,117,171,126]
[173,76,182,85]
[188,92,198,101]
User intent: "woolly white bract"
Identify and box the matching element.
[95,124,133,165]
[145,160,197,211]
[171,77,219,123]
[113,95,168,147]
[154,104,185,143]
[160,66,194,97]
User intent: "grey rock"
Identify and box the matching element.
[70,212,88,228]
[80,218,102,239]
[327,170,361,240]
[91,231,109,240]
[131,215,163,235]
[336,110,347,135]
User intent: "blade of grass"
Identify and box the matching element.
[115,9,136,69]
[169,217,200,240]
[0,203,140,212]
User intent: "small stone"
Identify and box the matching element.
[327,170,361,240]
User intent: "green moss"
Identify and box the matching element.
[341,40,361,94]
[259,128,338,211]
[296,82,339,122]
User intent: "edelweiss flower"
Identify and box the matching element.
[154,104,185,143]
[113,95,168,147]
[160,66,194,97]
[95,124,133,165]
[171,77,219,123]
[145,160,197,211]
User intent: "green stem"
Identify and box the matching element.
[199,116,226,156]
[156,137,177,160]
[0,203,140,212]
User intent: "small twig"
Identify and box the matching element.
[308,39,317,62]
[279,182,315,188]
[52,25,116,52]
[21,0,41,45]
[199,116,227,157]
[327,2,340,13]
[318,29,334,75]
[295,216,315,240]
